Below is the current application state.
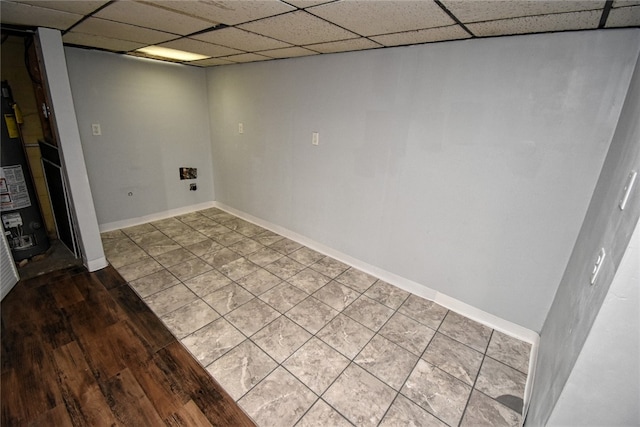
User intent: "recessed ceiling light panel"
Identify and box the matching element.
[135,45,210,61]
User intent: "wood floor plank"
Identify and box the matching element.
[103,368,165,427]
[157,341,255,427]
[2,265,255,427]
[108,283,174,352]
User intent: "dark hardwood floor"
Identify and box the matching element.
[1,265,255,426]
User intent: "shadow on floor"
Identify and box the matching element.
[17,239,83,281]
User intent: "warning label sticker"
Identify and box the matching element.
[0,165,32,211]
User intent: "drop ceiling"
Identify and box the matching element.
[1,0,639,67]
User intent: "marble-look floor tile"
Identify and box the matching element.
[167,258,213,281]
[354,335,418,391]
[422,332,483,386]
[154,223,192,239]
[225,298,280,336]
[438,311,492,353]
[129,269,179,298]
[364,280,410,309]
[184,238,223,257]
[104,241,147,268]
[129,229,166,246]
[486,331,531,374]
[181,318,245,366]
[253,230,285,246]
[264,256,306,280]
[200,247,241,269]
[246,247,284,267]
[251,316,311,363]
[206,340,277,400]
[268,238,303,255]
[150,217,182,229]
[101,229,126,240]
[398,295,448,330]
[207,211,236,223]
[343,295,394,331]
[309,256,349,278]
[121,223,156,238]
[296,399,351,427]
[214,230,246,246]
[401,359,472,426]
[117,257,163,282]
[317,314,374,359]
[237,268,282,295]
[160,299,220,339]
[379,312,436,356]
[335,267,378,293]
[286,268,331,294]
[460,390,521,427]
[283,337,350,395]
[285,297,339,334]
[259,282,307,313]
[142,283,198,317]
[170,229,209,246]
[182,269,232,297]
[175,211,205,222]
[312,281,359,311]
[219,257,260,281]
[199,223,233,239]
[202,283,253,315]
[323,363,396,427]
[475,357,526,414]
[380,394,448,427]
[153,247,195,268]
[238,367,316,427]
[228,238,265,256]
[287,247,324,266]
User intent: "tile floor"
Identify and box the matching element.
[101,207,531,427]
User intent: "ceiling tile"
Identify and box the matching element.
[19,0,109,15]
[72,17,178,44]
[63,32,146,52]
[307,0,455,36]
[467,10,602,36]
[158,38,242,57]
[305,37,381,54]
[94,1,215,36]
[441,0,605,23]
[259,46,319,58]
[605,5,640,26]
[147,0,295,26]
[0,1,83,30]
[192,27,291,51]
[371,25,471,47]
[238,10,359,45]
[188,57,236,67]
[223,53,273,63]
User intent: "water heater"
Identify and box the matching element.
[1,80,49,261]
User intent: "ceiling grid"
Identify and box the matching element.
[0,0,638,67]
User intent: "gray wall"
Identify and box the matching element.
[207,29,640,331]
[65,48,215,227]
[547,219,639,426]
[527,42,640,426]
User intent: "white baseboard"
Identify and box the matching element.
[99,201,217,232]
[84,256,109,272]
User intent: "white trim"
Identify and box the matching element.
[213,202,538,340]
[99,201,216,232]
[85,256,108,272]
[1,229,20,301]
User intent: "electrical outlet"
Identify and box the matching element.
[312,132,319,146]
[91,123,101,136]
[190,183,197,191]
[590,248,606,285]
